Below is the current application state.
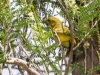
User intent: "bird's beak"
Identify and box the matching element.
[42,18,47,23]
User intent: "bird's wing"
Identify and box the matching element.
[53,25,70,34]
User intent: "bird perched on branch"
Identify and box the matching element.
[43,16,76,56]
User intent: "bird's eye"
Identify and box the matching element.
[47,19,50,22]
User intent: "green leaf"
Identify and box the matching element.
[68,62,79,74]
[50,62,61,75]
[87,65,100,74]
[0,58,6,64]
[77,64,86,75]
[79,1,100,24]
[32,46,41,53]
[69,62,86,75]
[0,30,5,41]
[54,56,62,63]
[46,43,57,52]
[0,53,4,58]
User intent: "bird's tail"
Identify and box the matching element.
[66,38,79,56]
[66,41,71,56]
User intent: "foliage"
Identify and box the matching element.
[0,0,100,75]
[69,62,100,75]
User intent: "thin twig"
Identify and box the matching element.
[42,62,48,75]
[26,29,32,39]
[6,57,41,75]
[84,47,87,73]
[8,65,13,75]
[9,42,14,57]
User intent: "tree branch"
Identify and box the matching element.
[56,0,74,75]
[8,65,13,75]
[6,58,41,75]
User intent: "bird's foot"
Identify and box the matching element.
[58,42,62,46]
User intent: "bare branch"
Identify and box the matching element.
[6,58,41,75]
[8,65,13,75]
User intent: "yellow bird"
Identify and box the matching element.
[43,16,76,56]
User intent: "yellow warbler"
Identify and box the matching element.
[43,16,76,56]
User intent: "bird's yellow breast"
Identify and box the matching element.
[53,33,70,47]
[53,32,76,47]
[43,16,76,48]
